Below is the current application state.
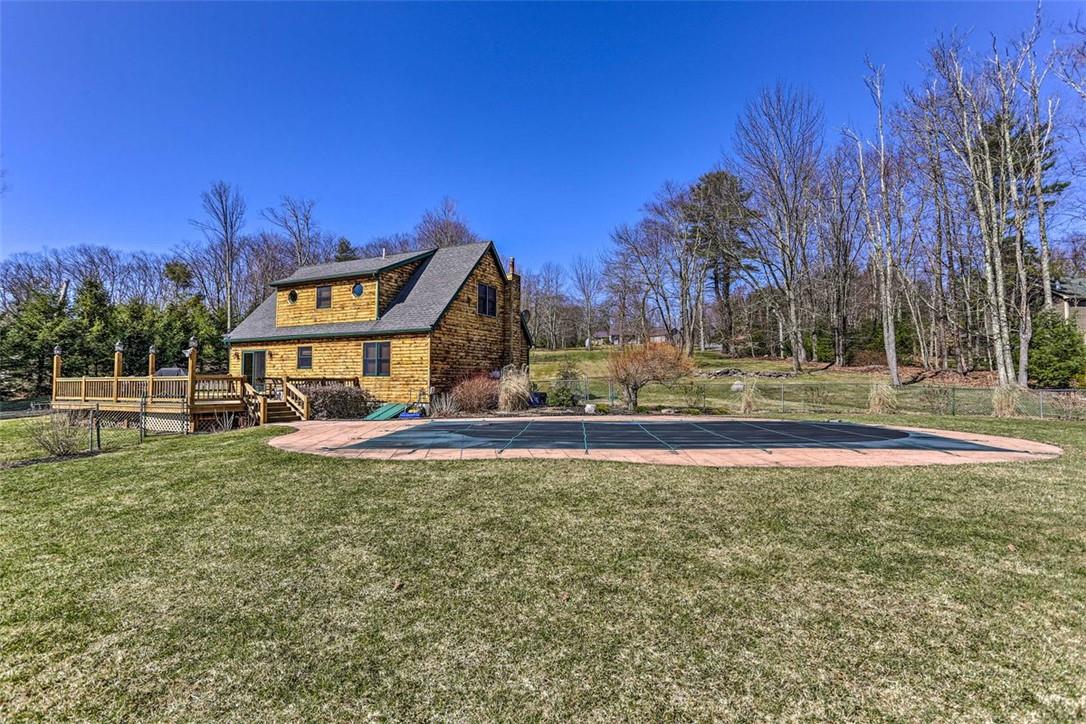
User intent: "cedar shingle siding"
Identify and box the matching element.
[226,242,530,403]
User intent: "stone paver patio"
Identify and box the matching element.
[266,416,1062,467]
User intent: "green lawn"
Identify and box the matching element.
[2,417,1086,719]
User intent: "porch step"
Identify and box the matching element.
[264,399,304,423]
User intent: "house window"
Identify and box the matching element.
[297,346,313,370]
[363,341,391,377]
[287,289,298,304]
[316,285,332,309]
[477,283,497,317]
[352,282,364,298]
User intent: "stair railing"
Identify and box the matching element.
[243,382,266,425]
[283,382,310,421]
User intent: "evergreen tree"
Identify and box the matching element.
[333,237,357,262]
[0,290,75,396]
[69,278,115,376]
[1028,311,1086,388]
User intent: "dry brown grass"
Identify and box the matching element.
[992,385,1021,417]
[868,381,899,415]
[499,365,532,411]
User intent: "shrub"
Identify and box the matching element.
[499,365,532,411]
[868,382,898,414]
[992,385,1020,418]
[430,392,459,418]
[1028,311,1086,388]
[548,360,582,408]
[677,380,708,411]
[299,384,375,420]
[451,374,500,413]
[608,343,694,409]
[28,412,84,457]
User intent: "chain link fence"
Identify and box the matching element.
[531,376,1086,420]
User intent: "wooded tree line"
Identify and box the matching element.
[3,13,1086,397]
[0,194,480,395]
[522,16,1086,388]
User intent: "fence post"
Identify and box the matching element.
[950,387,956,416]
[780,383,785,413]
[1040,390,1045,419]
[88,409,96,452]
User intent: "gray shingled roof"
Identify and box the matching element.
[226,242,496,342]
[1054,278,1086,299]
[269,248,434,286]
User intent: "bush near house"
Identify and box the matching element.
[451,374,500,413]
[298,384,375,420]
[608,343,694,409]
[1028,311,1086,388]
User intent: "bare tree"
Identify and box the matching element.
[852,62,904,386]
[261,195,324,267]
[190,181,246,329]
[415,197,480,249]
[571,255,602,345]
[735,83,823,371]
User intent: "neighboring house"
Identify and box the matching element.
[1053,277,1086,343]
[647,326,673,344]
[225,241,532,403]
[590,331,613,346]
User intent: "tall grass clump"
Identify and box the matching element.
[499,365,532,412]
[429,393,459,418]
[739,378,758,415]
[868,381,899,414]
[992,385,1021,418]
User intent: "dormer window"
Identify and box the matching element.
[287,289,298,304]
[352,282,365,298]
[316,285,332,309]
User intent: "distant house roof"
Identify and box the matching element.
[227,242,503,343]
[154,366,186,376]
[592,330,612,339]
[269,248,435,286]
[1054,278,1086,300]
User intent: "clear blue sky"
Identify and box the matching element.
[1,2,1078,270]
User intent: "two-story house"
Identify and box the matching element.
[225,241,531,403]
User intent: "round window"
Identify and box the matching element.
[287,290,298,304]
[352,282,364,298]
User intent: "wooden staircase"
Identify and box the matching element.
[264,398,305,424]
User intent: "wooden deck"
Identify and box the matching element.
[51,374,363,428]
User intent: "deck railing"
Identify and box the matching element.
[52,375,246,406]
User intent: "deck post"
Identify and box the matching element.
[51,346,62,401]
[113,341,123,402]
[184,336,198,407]
[259,395,268,425]
[81,376,87,402]
[147,345,157,403]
